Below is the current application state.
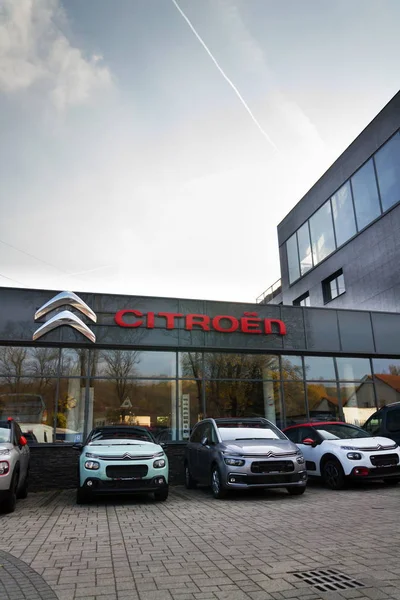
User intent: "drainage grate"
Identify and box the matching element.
[293,569,365,592]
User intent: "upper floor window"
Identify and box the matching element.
[309,200,336,265]
[322,269,345,303]
[293,292,310,307]
[331,181,356,247]
[287,232,300,284]
[375,131,400,212]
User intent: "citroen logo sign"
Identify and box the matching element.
[33,291,97,343]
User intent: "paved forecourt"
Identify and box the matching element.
[0,484,400,600]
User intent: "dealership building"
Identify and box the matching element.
[1,91,399,488]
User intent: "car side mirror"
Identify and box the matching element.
[19,436,27,447]
[201,436,209,446]
[73,443,83,451]
[302,437,317,446]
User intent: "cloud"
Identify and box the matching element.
[0,0,112,110]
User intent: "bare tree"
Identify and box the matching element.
[101,350,140,404]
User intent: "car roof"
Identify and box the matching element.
[92,425,148,431]
[283,421,346,431]
[213,417,268,424]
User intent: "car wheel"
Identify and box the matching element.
[76,486,92,505]
[184,463,197,489]
[17,470,29,500]
[211,466,227,499]
[322,459,346,490]
[383,478,400,486]
[1,472,18,514]
[287,486,306,496]
[154,487,169,501]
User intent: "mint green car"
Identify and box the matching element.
[75,426,169,504]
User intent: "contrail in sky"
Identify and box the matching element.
[170,0,278,152]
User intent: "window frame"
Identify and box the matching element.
[322,269,346,304]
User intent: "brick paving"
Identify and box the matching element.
[0,484,400,600]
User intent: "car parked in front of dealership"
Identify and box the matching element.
[362,403,400,445]
[284,421,400,489]
[0,418,30,513]
[75,425,169,503]
[184,417,307,499]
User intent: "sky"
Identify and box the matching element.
[0,0,399,303]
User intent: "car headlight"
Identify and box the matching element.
[296,456,305,464]
[0,461,9,475]
[154,451,165,458]
[341,446,357,451]
[85,452,98,458]
[153,459,166,468]
[347,452,362,460]
[84,460,100,470]
[224,458,245,467]
[0,450,10,456]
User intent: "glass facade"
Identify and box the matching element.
[286,130,400,283]
[1,346,399,440]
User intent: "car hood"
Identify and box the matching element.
[0,443,12,452]
[324,436,397,450]
[86,439,163,456]
[220,439,298,456]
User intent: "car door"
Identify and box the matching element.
[363,412,383,437]
[14,423,29,481]
[384,408,400,445]
[196,422,215,484]
[187,423,205,481]
[297,427,320,475]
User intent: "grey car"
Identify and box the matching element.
[184,418,307,499]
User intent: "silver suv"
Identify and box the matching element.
[0,419,30,513]
[184,418,307,499]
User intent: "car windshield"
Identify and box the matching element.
[315,424,372,440]
[88,428,154,444]
[0,424,11,443]
[217,423,285,441]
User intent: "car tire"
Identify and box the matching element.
[1,471,18,514]
[17,470,29,500]
[76,486,92,505]
[211,466,227,499]
[184,463,197,489]
[322,459,346,490]
[383,478,400,486]
[154,487,169,502]
[287,486,306,496]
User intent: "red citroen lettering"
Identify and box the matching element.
[212,315,239,333]
[146,312,155,329]
[264,318,287,335]
[157,312,184,329]
[115,309,143,328]
[241,312,262,334]
[185,314,210,331]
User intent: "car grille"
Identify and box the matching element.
[242,451,297,458]
[246,473,301,485]
[106,465,148,479]
[370,454,399,467]
[369,466,400,477]
[251,460,295,474]
[359,443,397,452]
[97,454,155,461]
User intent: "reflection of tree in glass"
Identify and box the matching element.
[100,350,140,404]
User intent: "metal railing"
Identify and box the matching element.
[256,278,282,304]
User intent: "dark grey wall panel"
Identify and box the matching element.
[371,312,400,354]
[337,311,375,354]
[304,309,341,352]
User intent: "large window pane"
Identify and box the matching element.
[281,356,303,380]
[90,379,177,440]
[93,350,176,378]
[309,201,336,265]
[351,159,381,230]
[297,222,313,275]
[61,349,89,377]
[0,377,57,443]
[0,347,60,377]
[205,380,283,427]
[336,358,371,381]
[340,383,376,426]
[371,359,400,409]
[179,352,203,378]
[203,353,279,380]
[307,382,340,421]
[56,378,86,443]
[375,132,400,212]
[283,381,307,426]
[287,233,300,283]
[331,182,356,247]
[304,357,336,380]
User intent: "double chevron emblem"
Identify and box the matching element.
[33,291,97,342]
